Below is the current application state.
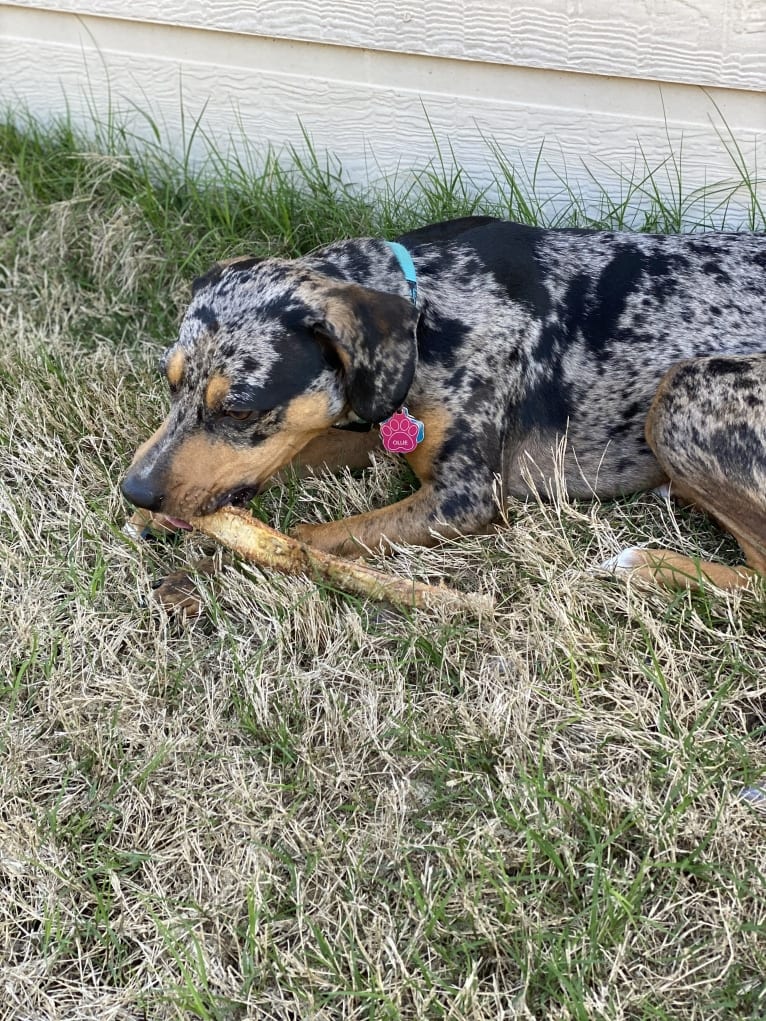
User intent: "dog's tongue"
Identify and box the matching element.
[161,515,194,531]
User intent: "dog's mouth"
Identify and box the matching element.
[161,515,195,531]
[155,486,260,533]
[220,486,261,510]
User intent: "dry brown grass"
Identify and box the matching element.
[2,131,766,1020]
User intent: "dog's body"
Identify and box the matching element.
[123,217,766,596]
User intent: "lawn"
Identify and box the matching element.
[1,114,766,1020]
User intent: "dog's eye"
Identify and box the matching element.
[223,408,256,422]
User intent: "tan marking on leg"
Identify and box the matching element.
[204,373,230,412]
[165,348,186,390]
[291,484,458,556]
[660,476,766,570]
[738,536,766,576]
[284,403,455,555]
[405,405,452,482]
[615,548,758,593]
[289,407,460,555]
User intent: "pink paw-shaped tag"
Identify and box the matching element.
[379,407,425,454]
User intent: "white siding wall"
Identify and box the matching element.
[2,1,764,224]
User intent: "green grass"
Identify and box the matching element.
[1,109,766,1020]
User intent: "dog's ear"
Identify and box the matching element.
[314,283,419,422]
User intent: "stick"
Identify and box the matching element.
[188,507,493,615]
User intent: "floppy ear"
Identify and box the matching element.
[314,283,419,422]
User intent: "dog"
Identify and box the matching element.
[122,216,766,607]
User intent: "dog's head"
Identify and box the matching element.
[121,257,419,520]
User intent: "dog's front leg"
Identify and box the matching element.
[291,472,497,557]
[290,487,440,555]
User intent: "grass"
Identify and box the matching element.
[1,109,766,1020]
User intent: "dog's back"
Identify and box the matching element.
[403,221,766,497]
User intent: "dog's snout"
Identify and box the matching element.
[121,470,164,513]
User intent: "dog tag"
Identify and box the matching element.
[379,407,425,454]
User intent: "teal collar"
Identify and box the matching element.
[385,241,418,306]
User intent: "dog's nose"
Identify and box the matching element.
[121,470,164,512]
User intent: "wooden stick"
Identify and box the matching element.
[188,507,493,615]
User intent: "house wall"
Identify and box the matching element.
[2,1,764,225]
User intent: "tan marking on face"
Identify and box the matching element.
[160,392,337,517]
[404,405,453,482]
[204,373,230,411]
[165,348,186,390]
[282,391,335,431]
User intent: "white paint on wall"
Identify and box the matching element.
[1,3,764,226]
[6,0,766,91]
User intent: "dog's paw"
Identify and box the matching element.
[600,547,649,573]
[152,570,204,617]
[150,559,218,617]
[290,521,343,554]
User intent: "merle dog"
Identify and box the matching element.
[123,216,766,603]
